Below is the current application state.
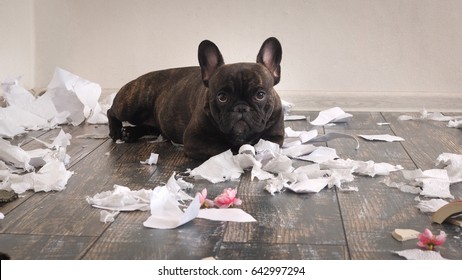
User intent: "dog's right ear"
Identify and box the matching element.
[198,40,225,87]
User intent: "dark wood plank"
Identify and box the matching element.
[83,218,226,260]
[0,234,95,260]
[217,243,348,260]
[223,172,346,246]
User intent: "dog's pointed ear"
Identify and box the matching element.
[198,40,224,87]
[257,37,282,85]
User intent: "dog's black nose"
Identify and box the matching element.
[233,104,251,113]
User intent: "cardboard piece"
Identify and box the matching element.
[391,228,420,241]
[432,200,462,226]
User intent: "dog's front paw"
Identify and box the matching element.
[121,126,139,142]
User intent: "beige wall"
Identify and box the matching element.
[2,0,462,109]
[0,0,35,89]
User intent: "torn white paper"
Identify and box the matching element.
[393,249,447,260]
[359,134,405,142]
[140,153,159,165]
[100,210,119,223]
[86,184,152,211]
[416,198,449,213]
[448,119,462,128]
[296,146,339,163]
[286,178,330,193]
[197,208,256,222]
[143,187,200,229]
[310,107,352,126]
[435,153,462,183]
[0,138,33,171]
[320,159,403,177]
[1,159,73,194]
[188,150,243,183]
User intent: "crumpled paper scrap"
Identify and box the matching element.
[310,107,352,126]
[86,184,152,211]
[320,159,403,177]
[0,130,74,194]
[393,249,447,260]
[140,153,159,165]
[435,153,462,183]
[143,187,201,229]
[448,119,462,128]
[1,159,73,194]
[0,138,33,171]
[285,178,330,193]
[415,198,449,213]
[359,134,404,142]
[197,208,256,222]
[100,210,119,223]
[402,168,453,199]
[188,150,244,183]
[295,146,339,163]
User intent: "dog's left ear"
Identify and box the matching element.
[198,40,225,87]
[257,37,282,85]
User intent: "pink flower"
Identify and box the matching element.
[417,228,446,251]
[213,188,242,208]
[196,189,214,208]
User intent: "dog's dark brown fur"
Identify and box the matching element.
[108,38,284,160]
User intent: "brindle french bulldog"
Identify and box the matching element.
[107,37,284,160]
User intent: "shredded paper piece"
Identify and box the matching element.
[197,208,256,222]
[359,134,405,142]
[140,153,159,165]
[393,249,447,260]
[310,107,352,126]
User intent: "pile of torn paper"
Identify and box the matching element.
[383,153,462,218]
[87,172,256,228]
[187,138,403,195]
[0,67,113,138]
[0,129,73,194]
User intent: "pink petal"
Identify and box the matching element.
[416,241,427,248]
[433,231,447,246]
[418,229,433,244]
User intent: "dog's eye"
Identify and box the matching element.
[255,91,266,101]
[217,92,228,103]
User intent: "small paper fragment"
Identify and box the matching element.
[296,146,339,163]
[143,188,200,229]
[310,107,352,126]
[140,153,159,165]
[416,198,448,213]
[100,210,119,223]
[197,208,256,222]
[359,134,404,142]
[391,229,420,241]
[393,249,447,260]
[188,150,243,183]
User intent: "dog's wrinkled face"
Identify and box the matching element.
[198,37,283,147]
[207,63,276,145]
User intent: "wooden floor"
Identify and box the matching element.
[0,111,461,260]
